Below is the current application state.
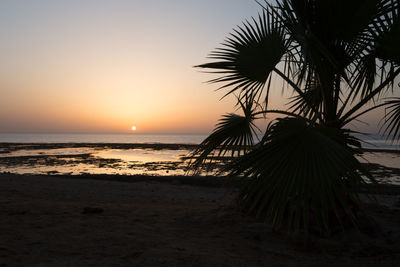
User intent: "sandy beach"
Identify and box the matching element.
[2,0,400,265]
[1,173,400,266]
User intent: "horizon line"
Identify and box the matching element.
[0,131,210,135]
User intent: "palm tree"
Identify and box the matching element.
[191,0,400,235]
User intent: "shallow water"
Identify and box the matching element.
[0,147,100,157]
[1,132,399,149]
[0,143,399,184]
[95,149,187,162]
[357,151,400,184]
[0,145,191,176]
[359,152,400,169]
[0,133,207,144]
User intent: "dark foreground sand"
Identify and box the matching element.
[1,174,400,266]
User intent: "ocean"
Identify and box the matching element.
[0,133,399,184]
[0,133,208,144]
[0,132,399,149]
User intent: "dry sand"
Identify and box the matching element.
[1,174,400,266]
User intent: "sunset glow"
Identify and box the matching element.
[0,0,392,134]
[0,0,267,134]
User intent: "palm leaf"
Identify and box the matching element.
[371,0,400,66]
[382,97,400,141]
[288,81,322,119]
[227,117,373,235]
[349,0,399,100]
[196,10,289,101]
[189,95,259,173]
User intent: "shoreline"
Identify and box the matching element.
[0,142,199,152]
[1,142,400,184]
[1,142,400,154]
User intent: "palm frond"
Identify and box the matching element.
[382,97,400,141]
[196,10,289,102]
[227,117,372,235]
[348,0,400,100]
[288,81,322,119]
[350,54,377,100]
[371,0,400,66]
[189,95,259,173]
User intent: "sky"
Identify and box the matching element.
[0,0,395,134]
[1,0,269,134]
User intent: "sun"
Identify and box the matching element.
[131,125,137,131]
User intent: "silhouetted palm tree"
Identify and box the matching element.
[191,0,400,235]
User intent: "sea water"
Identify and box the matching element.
[1,132,399,149]
[0,133,399,183]
[0,133,208,144]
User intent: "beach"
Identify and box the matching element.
[1,142,400,266]
[2,0,400,265]
[1,173,400,266]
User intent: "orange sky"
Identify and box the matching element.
[0,0,395,134]
[1,0,266,134]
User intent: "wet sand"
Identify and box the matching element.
[0,143,197,176]
[1,143,400,184]
[1,174,400,266]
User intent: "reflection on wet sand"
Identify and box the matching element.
[0,143,399,184]
[0,143,221,176]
